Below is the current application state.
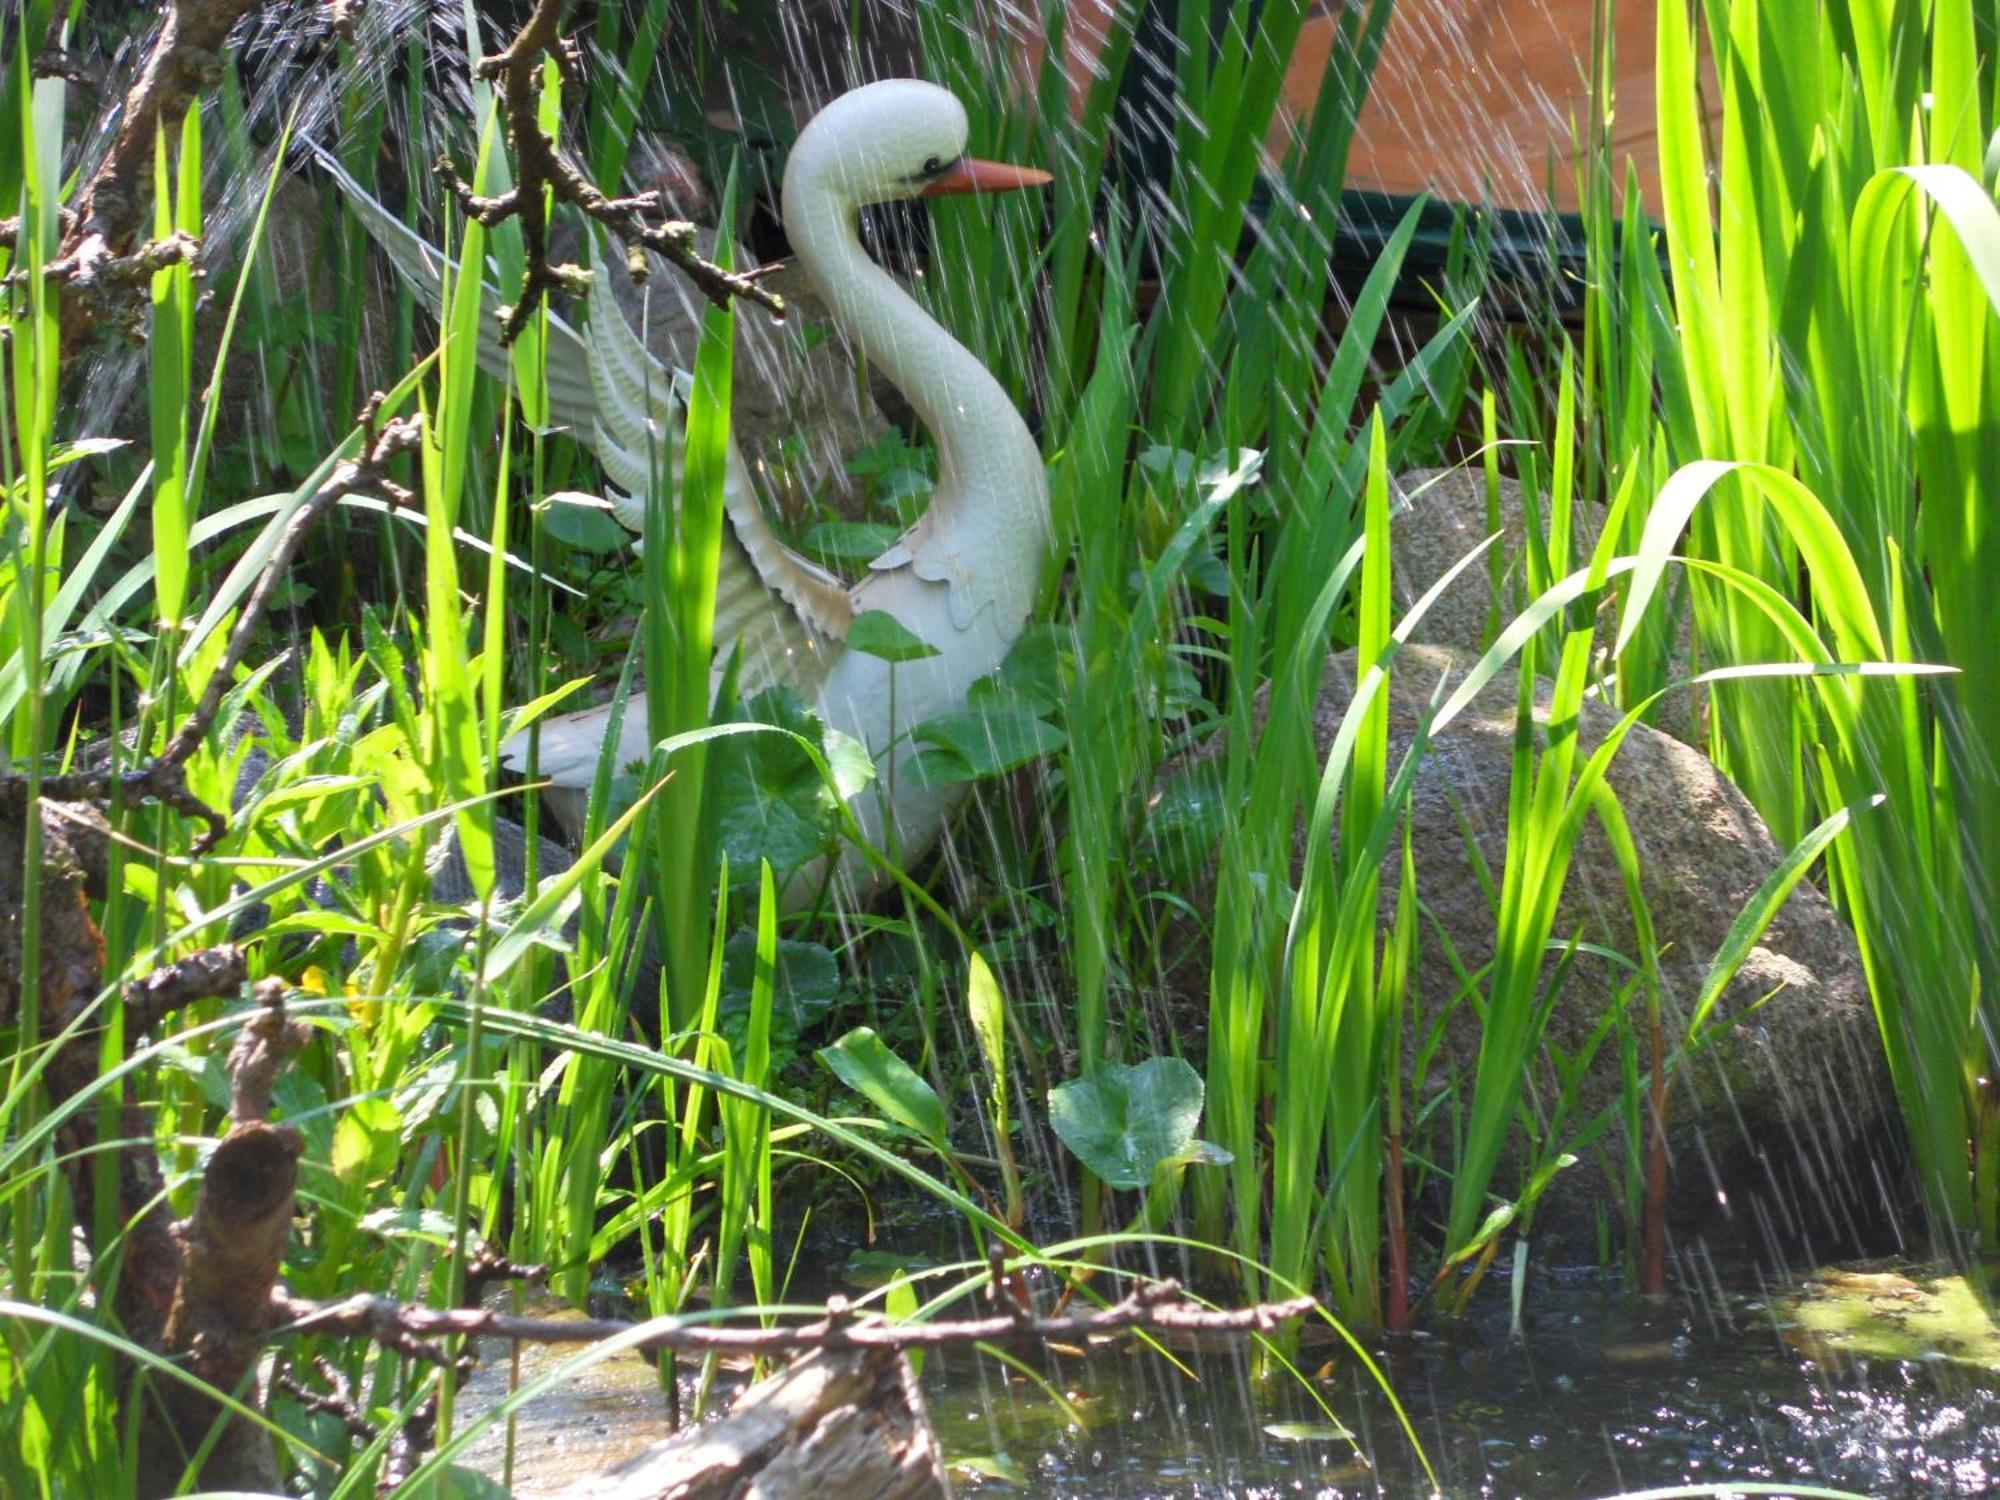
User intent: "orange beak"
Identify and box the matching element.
[920,157,1054,197]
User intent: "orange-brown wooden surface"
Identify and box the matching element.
[1030,1,1716,216]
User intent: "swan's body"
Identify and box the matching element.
[331,81,1051,897]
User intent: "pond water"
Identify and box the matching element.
[459,1260,2000,1497]
[924,1269,2000,1496]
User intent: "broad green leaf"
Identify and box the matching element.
[803,519,900,564]
[1143,761,1230,888]
[538,489,630,553]
[848,609,941,662]
[718,930,840,1063]
[912,703,1064,780]
[817,1027,949,1148]
[331,1096,403,1188]
[713,689,848,875]
[966,951,1007,1118]
[821,724,876,800]
[1048,1056,1208,1191]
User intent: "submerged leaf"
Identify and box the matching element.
[1263,1421,1356,1443]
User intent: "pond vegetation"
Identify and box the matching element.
[2,0,1997,1494]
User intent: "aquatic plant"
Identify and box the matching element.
[1631,0,2000,1253]
[7,0,1998,1492]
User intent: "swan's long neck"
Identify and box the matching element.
[783,181,1043,552]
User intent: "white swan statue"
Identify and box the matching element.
[329,80,1052,899]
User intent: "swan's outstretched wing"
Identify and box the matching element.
[578,239,854,692]
[326,154,857,780]
[315,150,601,435]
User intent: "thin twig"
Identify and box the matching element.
[435,0,783,345]
[269,1277,1319,1367]
[0,396,422,850]
[274,1358,376,1445]
[455,1245,549,1310]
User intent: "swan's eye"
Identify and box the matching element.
[922,155,944,177]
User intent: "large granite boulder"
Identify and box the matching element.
[1389,466,1699,744]
[1171,642,1894,1261]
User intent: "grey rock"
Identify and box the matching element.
[424,817,661,1029]
[1390,466,1699,745]
[424,815,582,911]
[1177,642,1893,1261]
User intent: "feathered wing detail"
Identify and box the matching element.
[500,692,655,788]
[315,150,602,436]
[578,240,852,699]
[868,515,986,631]
[329,156,856,775]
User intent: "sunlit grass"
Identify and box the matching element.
[5,0,1997,1492]
[1632,0,2000,1249]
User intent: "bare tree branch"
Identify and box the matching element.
[437,0,784,346]
[270,1273,1319,1367]
[124,943,250,1035]
[36,0,267,331]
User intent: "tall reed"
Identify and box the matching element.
[1638,0,2000,1248]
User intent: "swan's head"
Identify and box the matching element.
[783,79,1050,213]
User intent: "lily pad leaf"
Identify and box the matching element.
[848,609,940,663]
[818,1027,949,1149]
[1048,1056,1209,1191]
